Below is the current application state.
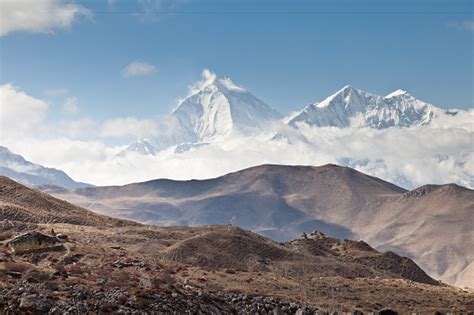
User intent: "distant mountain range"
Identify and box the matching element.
[51,163,474,289]
[0,146,91,189]
[122,72,465,156]
[286,85,442,128]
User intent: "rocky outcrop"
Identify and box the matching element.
[7,231,63,254]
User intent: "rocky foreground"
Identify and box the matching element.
[0,222,472,314]
[0,177,473,314]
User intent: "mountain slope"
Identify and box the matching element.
[0,176,132,227]
[64,164,405,240]
[364,184,474,288]
[53,164,474,288]
[0,146,91,189]
[286,85,446,129]
[124,70,281,155]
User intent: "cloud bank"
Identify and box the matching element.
[0,83,472,189]
[0,0,91,36]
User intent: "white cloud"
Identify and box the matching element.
[0,0,92,37]
[184,68,217,98]
[295,123,473,189]
[100,115,183,140]
[62,96,79,114]
[202,68,216,82]
[8,120,472,188]
[57,118,98,138]
[121,61,156,77]
[0,83,161,140]
[40,122,471,188]
[101,117,159,138]
[0,84,49,137]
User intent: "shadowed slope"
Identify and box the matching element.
[0,176,135,227]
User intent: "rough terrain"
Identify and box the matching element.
[0,177,473,313]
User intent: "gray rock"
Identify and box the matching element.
[273,306,284,315]
[36,299,53,312]
[19,294,52,312]
[19,294,37,309]
[296,308,305,315]
[139,278,152,288]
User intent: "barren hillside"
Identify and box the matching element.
[0,176,135,227]
[52,164,474,288]
[1,176,472,313]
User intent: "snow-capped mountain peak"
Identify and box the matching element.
[315,85,378,109]
[184,69,247,97]
[123,70,281,155]
[287,85,381,128]
[0,146,91,189]
[286,85,441,129]
[123,78,460,156]
[173,69,281,139]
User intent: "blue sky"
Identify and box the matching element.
[1,0,473,122]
